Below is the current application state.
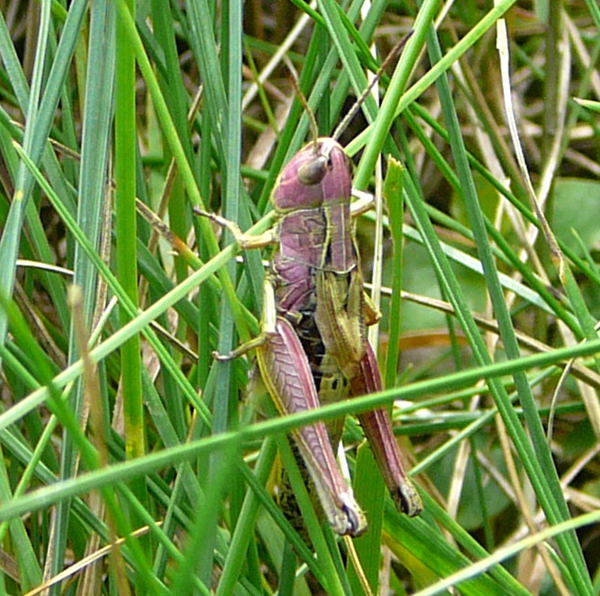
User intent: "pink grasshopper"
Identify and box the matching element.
[201,136,422,536]
[201,44,422,535]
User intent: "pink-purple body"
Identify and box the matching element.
[271,138,356,317]
[257,138,369,536]
[265,137,422,518]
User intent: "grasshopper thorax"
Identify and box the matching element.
[272,138,351,211]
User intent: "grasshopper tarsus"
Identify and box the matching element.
[340,492,368,537]
[211,333,271,361]
[194,207,277,249]
[350,189,375,217]
[394,480,423,518]
[193,207,244,238]
[212,349,234,361]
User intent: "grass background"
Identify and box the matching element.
[0,0,599,594]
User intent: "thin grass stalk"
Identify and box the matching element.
[3,332,600,526]
[417,24,592,591]
[347,0,520,161]
[383,158,405,389]
[114,5,147,547]
[0,0,87,350]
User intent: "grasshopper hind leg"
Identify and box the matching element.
[258,317,367,536]
[274,447,366,544]
[353,343,423,517]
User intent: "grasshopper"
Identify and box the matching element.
[200,140,423,535]
[201,55,422,537]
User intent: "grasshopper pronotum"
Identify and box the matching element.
[199,47,422,537]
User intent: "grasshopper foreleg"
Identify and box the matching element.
[193,207,277,249]
[350,189,375,217]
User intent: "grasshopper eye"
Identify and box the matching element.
[297,155,328,185]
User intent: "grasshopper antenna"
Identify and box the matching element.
[283,55,320,152]
[332,32,414,143]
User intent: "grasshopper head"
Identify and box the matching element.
[272,138,352,211]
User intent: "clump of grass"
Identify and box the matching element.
[0,1,599,594]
